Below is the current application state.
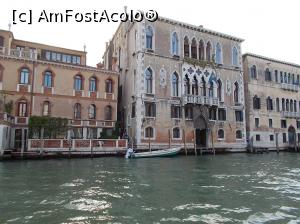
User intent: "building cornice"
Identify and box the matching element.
[243,53,300,69]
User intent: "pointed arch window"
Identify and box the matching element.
[184,75,190,95]
[171,32,179,56]
[172,72,179,96]
[74,75,83,91]
[215,43,222,64]
[206,42,212,61]
[88,104,96,119]
[184,37,189,57]
[276,98,280,112]
[192,76,198,95]
[282,98,285,111]
[217,79,222,101]
[20,68,29,84]
[250,65,257,79]
[201,76,206,96]
[105,105,112,120]
[253,95,261,109]
[42,101,51,116]
[191,38,197,59]
[89,77,97,92]
[105,79,113,93]
[145,68,153,94]
[265,68,272,81]
[209,81,214,97]
[146,26,153,49]
[199,40,205,60]
[44,71,53,87]
[234,82,239,103]
[232,46,238,66]
[74,103,81,119]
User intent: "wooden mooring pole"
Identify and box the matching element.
[193,129,197,156]
[183,129,187,156]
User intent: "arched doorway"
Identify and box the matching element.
[194,115,207,147]
[288,126,296,146]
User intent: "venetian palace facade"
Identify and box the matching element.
[0,29,118,154]
[243,53,300,150]
[103,17,247,151]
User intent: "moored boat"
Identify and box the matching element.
[125,147,181,159]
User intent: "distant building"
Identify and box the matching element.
[103,17,247,151]
[243,53,300,149]
[0,29,118,155]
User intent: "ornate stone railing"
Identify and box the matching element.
[281,111,300,118]
[281,83,299,92]
[183,95,219,106]
[0,47,37,60]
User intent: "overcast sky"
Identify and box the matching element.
[1,0,299,67]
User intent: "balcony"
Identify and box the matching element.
[0,112,15,125]
[281,111,300,118]
[0,47,37,60]
[281,83,299,92]
[183,95,219,106]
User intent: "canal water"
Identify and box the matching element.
[0,153,300,223]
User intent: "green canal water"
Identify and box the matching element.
[0,153,300,223]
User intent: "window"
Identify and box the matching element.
[282,99,285,111]
[255,118,259,128]
[0,36,4,47]
[270,135,274,141]
[297,120,300,129]
[171,105,181,118]
[192,76,198,95]
[215,43,222,64]
[209,81,214,97]
[209,107,217,120]
[105,79,113,93]
[185,105,193,119]
[276,98,280,112]
[172,72,179,96]
[269,119,273,128]
[236,130,242,139]
[191,38,197,59]
[20,68,29,84]
[44,71,52,87]
[88,104,96,119]
[235,110,243,122]
[146,26,153,49]
[89,77,97,92]
[42,101,50,116]
[0,64,4,82]
[173,127,180,139]
[206,42,212,61]
[184,75,190,95]
[18,101,27,117]
[145,68,153,94]
[74,103,81,119]
[234,82,239,103]
[275,70,278,82]
[283,133,287,143]
[218,108,226,121]
[87,128,97,139]
[145,102,156,117]
[256,135,261,141]
[232,46,238,66]
[199,40,205,60]
[253,95,261,109]
[265,68,272,81]
[218,129,224,139]
[171,32,179,56]
[201,76,206,96]
[131,103,136,118]
[250,65,257,79]
[281,120,287,128]
[217,79,222,101]
[105,105,112,120]
[145,127,154,138]
[74,75,83,91]
[266,97,273,110]
[184,37,189,57]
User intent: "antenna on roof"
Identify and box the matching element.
[83,44,86,52]
[8,21,11,31]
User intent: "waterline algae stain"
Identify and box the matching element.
[0,153,300,223]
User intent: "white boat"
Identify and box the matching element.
[125,147,181,158]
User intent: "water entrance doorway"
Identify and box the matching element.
[195,128,207,147]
